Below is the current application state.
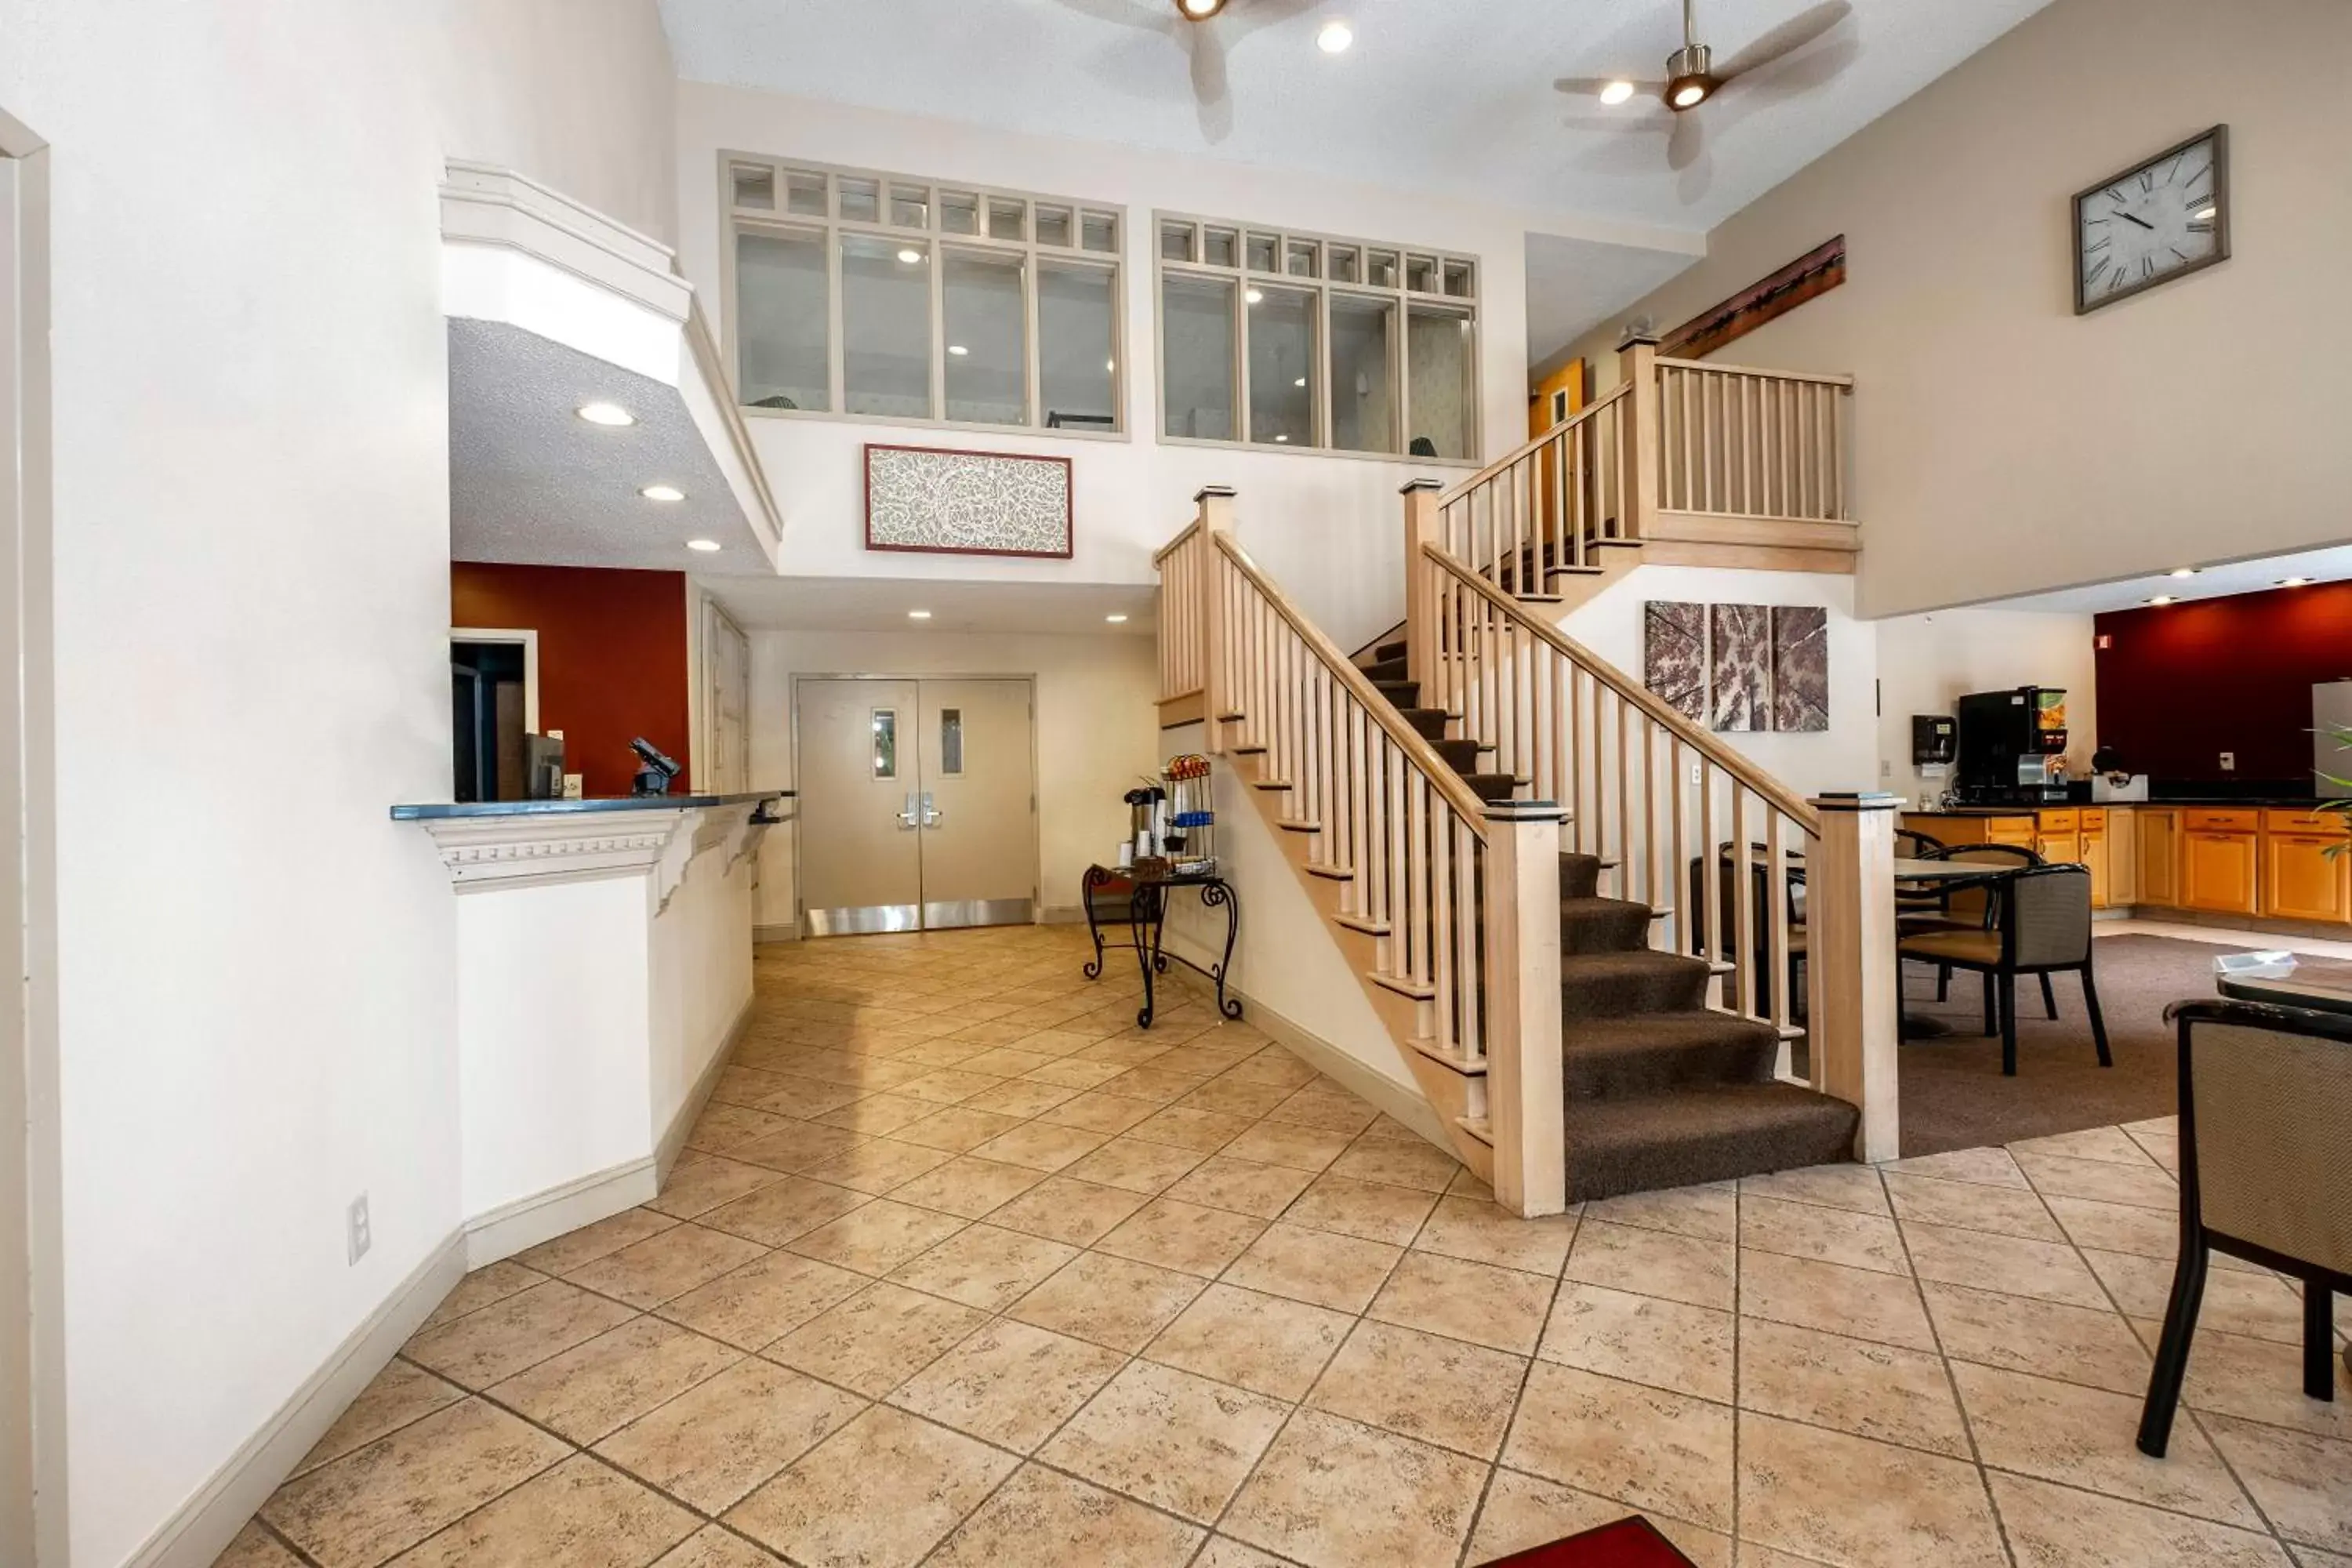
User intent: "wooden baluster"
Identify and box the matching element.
[1732,789,1757,1019]
[1432,794,1454,1053]
[1641,719,1657,913]
[1768,808,1791,1073]
[1808,794,1900,1161]
[1669,736,1688,958]
[1699,764,1720,975]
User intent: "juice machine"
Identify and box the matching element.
[1955,687,2071,804]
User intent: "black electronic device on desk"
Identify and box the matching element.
[629,737,681,797]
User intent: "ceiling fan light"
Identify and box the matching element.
[1176,0,1225,18]
[1599,79,1636,105]
[1664,41,1713,110]
[1669,75,1711,108]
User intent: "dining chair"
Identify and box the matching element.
[2139,998,2352,1457]
[1902,842,2053,1008]
[1896,863,2108,1075]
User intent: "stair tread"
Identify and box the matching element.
[1559,949,1712,984]
[1563,1081,1860,1202]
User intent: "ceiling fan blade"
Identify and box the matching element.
[1183,24,1236,143]
[1721,34,1858,100]
[1041,0,1174,33]
[1718,0,1853,81]
[1668,110,1708,172]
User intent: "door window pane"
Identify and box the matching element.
[1247,285,1315,447]
[1162,275,1236,441]
[844,235,932,417]
[1040,262,1116,430]
[944,249,1027,426]
[939,709,964,775]
[1328,294,1396,454]
[872,710,898,779]
[1407,304,1475,460]
[736,229,829,412]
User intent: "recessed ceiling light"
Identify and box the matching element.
[1316,20,1353,53]
[2279,577,2311,587]
[685,539,721,553]
[1599,79,1636,105]
[1245,288,1264,305]
[1105,613,1130,624]
[948,344,969,356]
[577,401,634,426]
[641,484,685,502]
[897,248,923,265]
[907,609,932,619]
[2168,568,2198,579]
[2147,594,2176,605]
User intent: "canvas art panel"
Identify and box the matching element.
[1770,605,1830,732]
[1708,604,1771,733]
[1643,601,1708,723]
[1644,600,1830,735]
[864,444,1075,558]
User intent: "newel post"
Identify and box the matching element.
[1401,478,1443,691]
[1616,328,1661,541]
[1197,486,1236,750]
[1806,793,1901,1163]
[1483,800,1568,1218]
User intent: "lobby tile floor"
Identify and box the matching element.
[218,925,2352,1568]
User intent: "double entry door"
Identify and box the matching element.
[798,677,1038,935]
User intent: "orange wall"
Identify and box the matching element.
[1529,358,1585,437]
[450,563,693,798]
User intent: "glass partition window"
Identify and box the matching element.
[1156,211,1477,458]
[727,153,1123,433]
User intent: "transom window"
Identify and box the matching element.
[1155,212,1479,461]
[724,154,1125,435]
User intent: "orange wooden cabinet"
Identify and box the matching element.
[2259,810,2350,922]
[2137,809,2180,906]
[2182,824,2260,916]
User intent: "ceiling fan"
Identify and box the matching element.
[1556,0,1857,176]
[1045,0,1323,144]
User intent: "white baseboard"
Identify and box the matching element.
[124,1229,466,1568]
[659,996,753,1181]
[463,1156,658,1270]
[754,920,798,944]
[1234,993,1453,1152]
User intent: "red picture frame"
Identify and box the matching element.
[862,442,1076,561]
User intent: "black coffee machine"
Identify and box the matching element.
[1955,688,2070,804]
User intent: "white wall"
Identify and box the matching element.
[674,85,1584,652]
[1875,608,2099,807]
[746,627,1160,931]
[0,3,677,1563]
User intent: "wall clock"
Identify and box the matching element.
[2074,125,2229,314]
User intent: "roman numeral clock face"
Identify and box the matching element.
[2074,127,2229,313]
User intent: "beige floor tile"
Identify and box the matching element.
[1192,1536,1295,1568]
[1922,1279,2151,1395]
[656,1249,867,1352]
[1883,1169,2063,1241]
[646,1156,788,1221]
[687,1103,797,1156]
[884,1154,1047,1220]
[753,1072,891,1117]
[1467,1469,1731,1567]
[887,1317,1125,1451]
[1737,1246,1936,1352]
[1413,1195,1577,1276]
[1582,1183,1738,1242]
[1123,1104,1255,1155]
[813,1092,938,1137]
[295,1358,465,1477]
[762,1281,989,1398]
[2085,1248,2307,1342]
[2289,1548,2352,1568]
[960,1045,1065,1078]
[1223,1220,1402,1312]
[725,1406,1019,1568]
[784,1199,968,1276]
[564,1225,771,1310]
[2205,1415,2352,1555]
[727,1122,871,1175]
[1901,1220,2110,1310]
[957,1077,1081,1118]
[2011,1126,2158,1166]
[695,1176,869,1247]
[1501,1360,1733,1530]
[1878,1145,2031,1189]
[383,1453,697,1568]
[1740,1163,1889,1216]
[1539,1282,1734,1404]
[1060,1135,1209,1194]
[1038,1358,1289,1521]
[595,1359,864,1514]
[1737,1317,1969,1457]
[261,1398,568,1568]
[1283,1171,1439,1245]
[1951,1362,2260,1526]
[1222,1047,1318,1089]
[1740,1194,1909,1276]
[983,1174,1151,1245]
[1564,1218,1735,1312]
[1143,1281,1352,1399]
[1328,1136,1462,1193]
[212,1523,305,1568]
[2143,1319,2352,1440]
[515,1208,680,1276]
[1174,1074,1298,1120]
[970,1120,1112,1173]
[1735,1410,2006,1568]
[1007,1250,1205,1352]
[1262,1087,1381,1137]
[887,1105,1029,1155]
[1223,1410,1488,1568]
[891,1067,1012,1105]
[403,1280,639,1390]
[1307,1319,1527,1458]
[1025,1058,1131,1090]
[885,1222,1079,1312]
[795,1138,956,1196]
[488,1316,740,1445]
[1163,1153,1318,1218]
[2042,1192,2180,1258]
[2014,1148,2180,1210]
[415,1261,550,1335]
[1036,1088,1160,1134]
[1098,1065,1216,1105]
[1367,1249,1554,1355]
[927,1464,1205,1568]
[1987,1472,2293,1568]
[1220,1119,1354,1172]
[1095,1196,1268,1277]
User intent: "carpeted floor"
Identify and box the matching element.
[1893,932,2252,1156]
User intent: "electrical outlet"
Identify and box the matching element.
[2220,752,2236,772]
[562,772,585,799]
[1879,759,1893,779]
[1689,761,1702,786]
[347,1193,372,1265]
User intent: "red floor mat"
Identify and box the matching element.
[1482,1515,1699,1566]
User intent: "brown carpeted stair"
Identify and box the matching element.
[1359,640,1859,1201]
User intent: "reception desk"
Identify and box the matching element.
[394,792,789,1263]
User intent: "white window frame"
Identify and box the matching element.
[1152,209,1481,465]
[720,152,1127,440]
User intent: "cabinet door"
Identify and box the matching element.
[2082,827,2110,909]
[2139,813,2179,906]
[2262,835,2350,923]
[2183,830,2259,916]
[2035,831,2082,867]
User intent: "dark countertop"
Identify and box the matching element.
[391,791,789,822]
[1906,799,2338,815]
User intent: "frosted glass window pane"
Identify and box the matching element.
[940,710,964,775]
[1328,294,1396,454]
[1161,274,1236,441]
[843,235,931,418]
[1407,305,1475,460]
[944,249,1027,425]
[872,710,897,779]
[1040,262,1116,430]
[735,229,829,412]
[1247,285,1315,447]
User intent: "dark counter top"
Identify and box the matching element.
[391,791,789,822]
[1905,799,2339,815]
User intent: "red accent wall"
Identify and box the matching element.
[450,563,691,798]
[2093,582,2352,785]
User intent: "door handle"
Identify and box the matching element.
[920,791,942,829]
[898,791,920,829]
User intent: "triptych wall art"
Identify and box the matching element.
[1643,601,1829,734]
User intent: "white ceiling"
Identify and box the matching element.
[1525,230,1700,372]
[1978,540,2352,616]
[701,573,1158,633]
[658,0,2057,231]
[448,321,773,572]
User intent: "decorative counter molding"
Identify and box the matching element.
[396,793,788,908]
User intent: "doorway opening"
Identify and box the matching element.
[794,675,1038,935]
[448,627,539,802]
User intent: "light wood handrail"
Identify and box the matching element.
[1151,517,1202,567]
[1653,356,1855,387]
[1217,532,1492,835]
[1422,541,1820,834]
[1437,381,1632,510]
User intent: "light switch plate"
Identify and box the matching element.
[2220,753,2235,771]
